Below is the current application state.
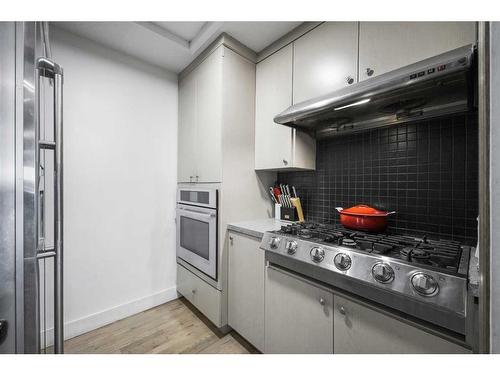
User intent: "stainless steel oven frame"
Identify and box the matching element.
[176,188,218,280]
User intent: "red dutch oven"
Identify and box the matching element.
[335,205,396,232]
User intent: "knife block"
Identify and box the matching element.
[280,206,298,222]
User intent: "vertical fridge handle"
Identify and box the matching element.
[36,57,64,354]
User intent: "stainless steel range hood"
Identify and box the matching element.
[274,45,476,138]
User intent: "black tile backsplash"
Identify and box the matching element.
[278,112,479,245]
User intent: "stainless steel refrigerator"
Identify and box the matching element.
[0,22,64,354]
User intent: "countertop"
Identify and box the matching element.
[227,218,286,239]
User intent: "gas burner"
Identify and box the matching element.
[373,242,394,254]
[400,247,414,261]
[410,248,431,264]
[342,238,357,247]
[357,240,373,251]
[298,229,313,239]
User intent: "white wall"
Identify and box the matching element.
[43,27,178,342]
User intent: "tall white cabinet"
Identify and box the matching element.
[176,35,275,329]
[178,47,223,183]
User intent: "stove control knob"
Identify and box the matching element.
[411,272,439,296]
[310,247,325,263]
[269,236,280,249]
[285,240,298,254]
[334,253,352,271]
[372,262,395,283]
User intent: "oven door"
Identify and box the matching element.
[176,204,217,280]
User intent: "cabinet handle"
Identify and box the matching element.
[319,297,325,306]
[192,289,196,294]
[339,306,346,315]
[229,236,234,245]
[366,68,374,77]
[346,76,354,85]
[189,176,193,183]
[283,159,288,166]
[195,175,199,182]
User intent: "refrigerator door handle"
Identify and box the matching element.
[35,56,64,354]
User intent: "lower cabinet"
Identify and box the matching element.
[265,265,334,354]
[227,235,469,354]
[177,263,222,327]
[227,231,265,351]
[333,294,470,354]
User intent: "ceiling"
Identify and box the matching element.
[53,21,302,73]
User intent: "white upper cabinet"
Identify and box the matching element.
[358,22,477,81]
[178,46,223,183]
[255,44,293,170]
[293,22,359,103]
[255,44,316,170]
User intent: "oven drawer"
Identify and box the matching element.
[177,263,222,327]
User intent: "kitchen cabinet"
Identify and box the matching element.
[255,44,316,170]
[194,48,223,183]
[293,22,358,103]
[177,36,275,329]
[178,46,223,183]
[177,264,222,327]
[358,22,477,81]
[177,72,197,183]
[227,232,265,351]
[333,294,470,354]
[265,265,333,353]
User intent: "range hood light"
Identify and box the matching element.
[333,98,371,111]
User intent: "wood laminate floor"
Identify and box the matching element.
[54,297,258,354]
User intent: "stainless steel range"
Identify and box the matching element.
[261,222,474,335]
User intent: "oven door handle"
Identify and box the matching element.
[177,207,216,218]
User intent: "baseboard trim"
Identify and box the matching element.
[41,287,179,348]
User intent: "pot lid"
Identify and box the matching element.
[340,205,390,217]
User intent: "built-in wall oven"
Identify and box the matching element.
[176,187,218,280]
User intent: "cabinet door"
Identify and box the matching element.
[228,232,265,351]
[178,72,197,182]
[293,22,359,103]
[265,265,333,353]
[195,46,223,182]
[359,22,477,81]
[255,44,294,170]
[333,294,470,354]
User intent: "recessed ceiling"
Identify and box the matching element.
[220,22,302,52]
[53,21,302,74]
[152,22,207,41]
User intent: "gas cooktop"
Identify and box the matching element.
[261,221,474,334]
[276,222,469,276]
